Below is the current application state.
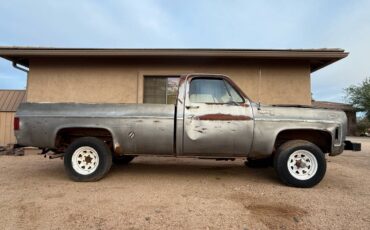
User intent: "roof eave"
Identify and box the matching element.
[0,47,349,72]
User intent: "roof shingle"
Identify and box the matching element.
[0,90,26,112]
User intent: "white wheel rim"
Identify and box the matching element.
[287,150,318,180]
[71,146,100,175]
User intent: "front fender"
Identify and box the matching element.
[248,120,338,159]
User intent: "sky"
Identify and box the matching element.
[0,0,369,103]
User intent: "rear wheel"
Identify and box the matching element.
[64,137,112,182]
[274,140,326,188]
[113,155,135,165]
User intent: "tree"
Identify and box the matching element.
[356,117,370,134]
[345,77,370,120]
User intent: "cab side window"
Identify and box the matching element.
[189,78,244,103]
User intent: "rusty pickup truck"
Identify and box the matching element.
[14,74,360,187]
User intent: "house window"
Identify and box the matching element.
[143,76,180,104]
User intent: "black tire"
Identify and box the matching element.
[245,157,273,168]
[64,137,112,182]
[274,140,326,188]
[112,155,135,165]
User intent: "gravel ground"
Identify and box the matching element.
[0,137,369,229]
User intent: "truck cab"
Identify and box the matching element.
[175,74,254,157]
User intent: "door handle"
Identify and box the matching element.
[186,105,199,109]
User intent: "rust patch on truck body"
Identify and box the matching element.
[114,144,123,155]
[196,113,252,121]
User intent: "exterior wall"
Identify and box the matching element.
[0,112,16,146]
[27,58,311,105]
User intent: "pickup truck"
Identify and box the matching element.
[14,74,360,187]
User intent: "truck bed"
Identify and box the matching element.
[15,103,176,155]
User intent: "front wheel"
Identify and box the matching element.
[64,137,112,182]
[274,140,326,188]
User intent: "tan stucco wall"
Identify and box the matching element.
[26,58,311,105]
[0,112,16,146]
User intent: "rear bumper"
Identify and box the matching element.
[344,140,361,151]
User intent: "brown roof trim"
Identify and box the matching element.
[0,47,348,72]
[0,47,348,58]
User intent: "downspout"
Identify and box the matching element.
[12,61,29,73]
[12,60,29,101]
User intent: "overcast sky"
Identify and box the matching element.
[0,0,369,103]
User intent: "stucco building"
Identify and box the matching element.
[0,47,348,106]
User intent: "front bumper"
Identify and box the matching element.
[330,140,361,156]
[344,140,361,151]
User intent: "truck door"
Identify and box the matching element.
[182,76,254,157]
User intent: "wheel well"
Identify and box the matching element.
[55,128,114,151]
[274,129,332,153]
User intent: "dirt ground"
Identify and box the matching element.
[0,137,369,230]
